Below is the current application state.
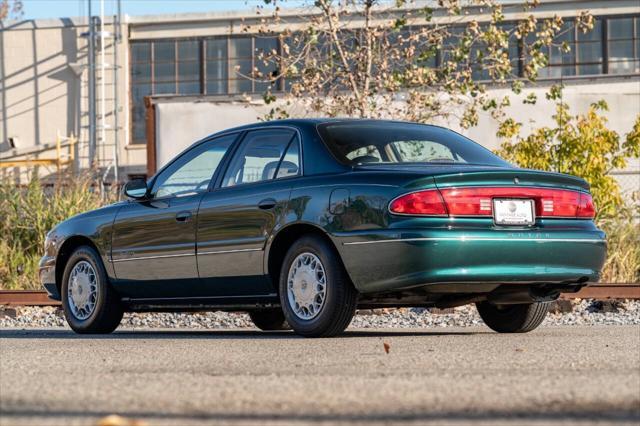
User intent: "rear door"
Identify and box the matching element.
[196,128,301,297]
[110,134,237,298]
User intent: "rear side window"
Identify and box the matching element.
[317,122,510,167]
[276,137,301,179]
[222,129,298,187]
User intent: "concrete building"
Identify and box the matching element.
[0,0,638,196]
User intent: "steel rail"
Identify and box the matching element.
[1,285,639,307]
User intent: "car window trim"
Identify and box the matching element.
[272,133,299,180]
[147,131,243,202]
[211,130,248,190]
[213,126,304,190]
[206,130,247,193]
[220,128,297,188]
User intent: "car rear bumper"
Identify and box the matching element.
[39,255,61,300]
[334,227,607,293]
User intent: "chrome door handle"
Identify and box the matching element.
[258,198,277,210]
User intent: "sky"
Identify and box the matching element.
[21,0,291,20]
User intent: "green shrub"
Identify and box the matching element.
[497,95,640,283]
[0,172,116,290]
[497,99,640,219]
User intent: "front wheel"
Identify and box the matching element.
[279,235,358,337]
[61,246,123,334]
[476,301,550,333]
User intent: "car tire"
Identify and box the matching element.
[248,309,290,331]
[61,245,123,334]
[476,301,550,333]
[279,235,358,338]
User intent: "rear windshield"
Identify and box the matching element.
[317,121,510,167]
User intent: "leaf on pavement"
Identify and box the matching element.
[96,414,148,426]
[383,342,391,354]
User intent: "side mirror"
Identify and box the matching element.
[123,178,148,199]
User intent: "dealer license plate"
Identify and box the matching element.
[493,199,535,225]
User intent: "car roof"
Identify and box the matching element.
[214,118,447,135]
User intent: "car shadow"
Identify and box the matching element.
[1,406,638,424]
[0,328,486,340]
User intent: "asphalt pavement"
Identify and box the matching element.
[1,325,639,426]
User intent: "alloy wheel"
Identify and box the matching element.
[67,260,98,320]
[286,252,327,320]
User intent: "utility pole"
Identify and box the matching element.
[99,0,106,171]
[113,0,121,185]
[87,0,96,168]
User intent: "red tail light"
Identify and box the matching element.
[389,189,447,215]
[390,187,596,219]
[576,193,596,218]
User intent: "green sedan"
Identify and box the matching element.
[40,119,606,337]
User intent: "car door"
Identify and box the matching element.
[196,128,301,297]
[110,134,237,299]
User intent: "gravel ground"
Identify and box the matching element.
[1,299,639,329]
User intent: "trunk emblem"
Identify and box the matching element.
[514,177,520,184]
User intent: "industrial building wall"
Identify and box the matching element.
[0,18,146,178]
[0,20,86,154]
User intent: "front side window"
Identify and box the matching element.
[222,129,298,187]
[317,122,510,167]
[152,134,236,198]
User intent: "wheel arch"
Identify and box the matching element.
[266,222,345,293]
[55,236,103,295]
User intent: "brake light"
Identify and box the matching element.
[438,187,495,216]
[576,193,596,218]
[389,187,596,219]
[389,190,447,215]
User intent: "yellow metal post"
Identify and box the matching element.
[56,132,61,173]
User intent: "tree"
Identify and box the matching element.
[244,0,592,128]
[496,88,640,219]
[0,0,22,22]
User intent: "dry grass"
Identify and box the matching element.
[0,172,117,290]
[599,213,640,284]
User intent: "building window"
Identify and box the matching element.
[130,43,152,143]
[608,17,640,74]
[534,18,604,78]
[576,19,603,76]
[129,15,640,145]
[177,40,201,94]
[130,36,280,144]
[205,38,228,94]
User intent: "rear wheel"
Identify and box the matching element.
[476,301,550,333]
[248,309,290,331]
[279,235,358,337]
[61,246,123,334]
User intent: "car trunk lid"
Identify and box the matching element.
[354,164,589,192]
[431,168,589,192]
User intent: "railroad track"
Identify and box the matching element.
[1,285,639,306]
